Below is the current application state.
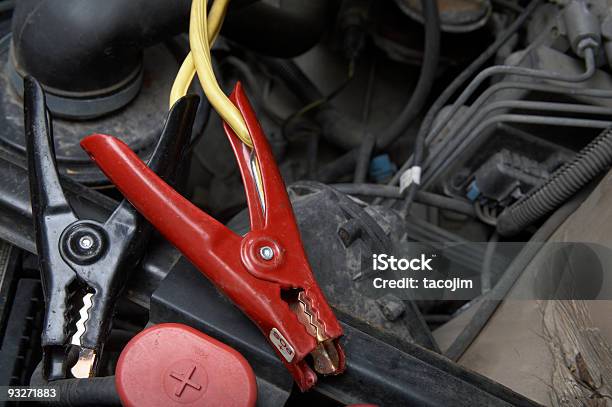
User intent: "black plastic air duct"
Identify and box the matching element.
[10,0,333,118]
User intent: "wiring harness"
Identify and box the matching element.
[496,127,612,236]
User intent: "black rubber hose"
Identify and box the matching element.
[375,0,440,150]
[11,0,332,96]
[267,0,440,152]
[263,57,322,102]
[30,363,121,407]
[331,183,476,216]
[415,191,475,217]
[318,152,357,182]
[353,60,378,183]
[496,127,612,236]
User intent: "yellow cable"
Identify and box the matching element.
[169,55,195,106]
[169,0,225,107]
[191,0,251,146]
[172,0,265,202]
[169,0,227,107]
[170,0,252,147]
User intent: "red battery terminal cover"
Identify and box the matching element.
[115,323,257,407]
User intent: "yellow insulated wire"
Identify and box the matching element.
[170,0,253,148]
[169,0,226,107]
[172,0,264,201]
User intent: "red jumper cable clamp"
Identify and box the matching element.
[81,83,345,391]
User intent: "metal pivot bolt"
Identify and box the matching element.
[259,246,274,261]
[79,235,94,249]
[62,223,107,265]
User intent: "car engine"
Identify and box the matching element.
[0,0,611,406]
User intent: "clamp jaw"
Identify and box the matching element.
[81,83,345,390]
[23,76,199,380]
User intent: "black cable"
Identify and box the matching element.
[331,183,476,217]
[318,152,358,183]
[374,0,440,150]
[415,191,475,217]
[30,363,121,406]
[260,57,322,103]
[332,183,402,198]
[353,58,378,183]
[497,127,612,236]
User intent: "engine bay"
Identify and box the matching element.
[0,0,611,406]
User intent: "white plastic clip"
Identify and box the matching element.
[399,166,422,194]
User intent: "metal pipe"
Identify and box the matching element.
[391,31,597,187]
[427,80,612,150]
[420,45,597,154]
